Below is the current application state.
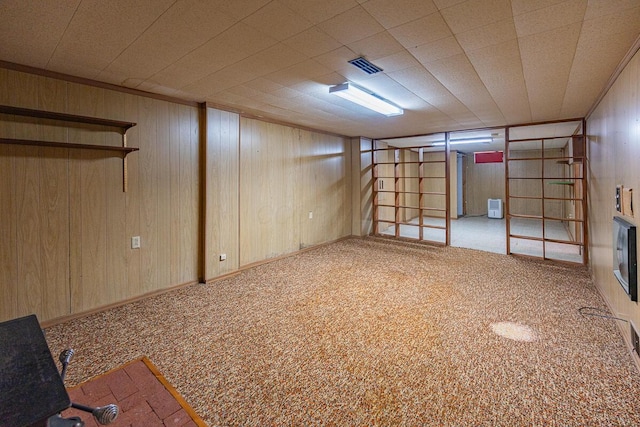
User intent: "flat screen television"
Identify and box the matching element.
[613,216,637,301]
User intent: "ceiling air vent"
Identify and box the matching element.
[348,57,383,75]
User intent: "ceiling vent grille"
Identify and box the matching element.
[348,57,383,75]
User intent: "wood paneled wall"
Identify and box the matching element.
[464,153,505,215]
[588,48,640,337]
[351,137,373,237]
[204,108,240,280]
[0,68,355,323]
[238,117,351,266]
[0,68,200,323]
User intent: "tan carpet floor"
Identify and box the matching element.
[44,237,640,426]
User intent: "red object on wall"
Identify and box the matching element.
[474,151,503,164]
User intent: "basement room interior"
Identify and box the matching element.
[1,1,640,426]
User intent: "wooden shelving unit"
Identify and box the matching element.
[372,144,448,244]
[505,123,587,263]
[0,105,138,191]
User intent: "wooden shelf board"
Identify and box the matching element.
[0,138,139,155]
[0,105,136,131]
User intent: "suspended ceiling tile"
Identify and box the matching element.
[388,12,452,49]
[228,85,268,100]
[562,23,640,117]
[232,44,308,78]
[0,0,78,68]
[266,59,335,86]
[318,5,386,45]
[519,22,583,121]
[410,36,464,65]
[425,54,485,95]
[466,39,531,123]
[439,0,512,34]
[374,51,422,73]
[467,39,527,92]
[270,87,304,99]
[47,1,175,74]
[184,63,259,97]
[387,66,453,100]
[245,78,285,93]
[214,0,272,20]
[281,27,342,58]
[278,0,359,24]
[583,0,640,20]
[242,0,314,41]
[455,19,517,53]
[511,0,568,16]
[514,0,587,38]
[347,31,405,61]
[433,0,467,9]
[150,22,279,90]
[314,46,360,74]
[100,1,239,81]
[584,5,640,37]
[360,0,438,29]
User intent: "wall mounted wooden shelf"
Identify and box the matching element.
[0,138,139,156]
[0,105,136,131]
[0,105,138,191]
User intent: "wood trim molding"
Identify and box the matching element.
[0,60,200,107]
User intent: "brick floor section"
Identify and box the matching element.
[60,357,204,427]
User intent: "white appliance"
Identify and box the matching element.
[488,199,503,219]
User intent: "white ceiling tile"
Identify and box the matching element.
[245,78,285,93]
[233,44,308,78]
[388,12,452,48]
[148,22,279,89]
[519,22,583,121]
[1,0,638,138]
[410,36,464,64]
[440,0,512,34]
[388,66,454,100]
[47,0,175,73]
[347,31,405,61]
[242,0,314,41]
[361,0,438,29]
[514,0,587,38]
[318,5,386,44]
[264,59,335,87]
[424,54,484,94]
[214,0,272,20]
[433,0,467,9]
[96,1,239,81]
[374,51,422,73]
[511,0,568,16]
[0,0,78,68]
[466,39,532,123]
[279,0,360,24]
[314,46,360,73]
[455,19,517,52]
[282,27,342,58]
[586,0,640,20]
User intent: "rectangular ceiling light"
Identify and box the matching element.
[432,137,493,146]
[329,82,403,116]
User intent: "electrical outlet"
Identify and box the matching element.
[220,254,226,261]
[308,211,313,219]
[131,236,141,249]
[632,322,640,356]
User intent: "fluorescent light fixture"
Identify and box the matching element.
[329,82,403,116]
[432,137,493,146]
